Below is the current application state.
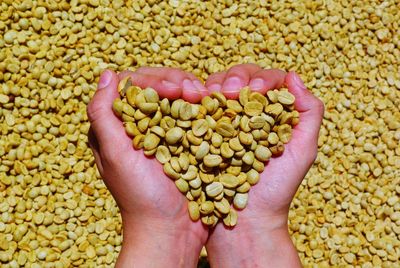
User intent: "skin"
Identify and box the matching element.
[205,65,324,267]
[87,68,208,268]
[87,65,324,267]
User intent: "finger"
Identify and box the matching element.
[248,69,287,94]
[205,71,226,93]
[221,64,261,99]
[87,70,133,156]
[136,66,198,82]
[88,127,104,175]
[137,66,208,101]
[285,71,324,157]
[182,79,203,103]
[119,70,182,100]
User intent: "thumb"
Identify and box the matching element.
[285,71,324,143]
[283,71,324,166]
[87,70,132,156]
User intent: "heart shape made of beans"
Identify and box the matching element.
[112,76,298,227]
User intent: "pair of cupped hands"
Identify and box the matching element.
[87,64,324,268]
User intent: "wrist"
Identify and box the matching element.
[206,214,301,268]
[117,214,206,268]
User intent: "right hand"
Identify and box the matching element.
[204,64,324,267]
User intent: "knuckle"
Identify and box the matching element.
[315,99,325,117]
[87,99,107,123]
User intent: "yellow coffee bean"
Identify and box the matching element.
[192,119,209,137]
[265,103,284,117]
[203,154,223,167]
[223,208,238,227]
[214,198,230,214]
[244,101,263,116]
[156,146,171,164]
[246,169,260,185]
[188,201,200,221]
[175,179,189,193]
[195,141,210,160]
[255,145,272,162]
[219,173,240,188]
[215,121,236,138]
[143,133,160,151]
[277,91,295,105]
[165,127,184,144]
[200,201,215,215]
[205,182,224,198]
[233,193,248,210]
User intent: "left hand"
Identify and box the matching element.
[87,67,208,268]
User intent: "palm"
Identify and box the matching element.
[201,68,323,232]
[239,127,315,220]
[91,69,208,238]
[115,149,189,219]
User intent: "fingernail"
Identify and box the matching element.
[98,70,113,89]
[292,73,307,90]
[208,84,221,92]
[182,79,197,92]
[223,77,243,91]
[162,80,180,90]
[249,78,264,90]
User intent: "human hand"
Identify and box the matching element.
[204,64,324,267]
[87,67,209,268]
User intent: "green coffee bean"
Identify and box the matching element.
[137,102,158,114]
[233,193,248,209]
[223,208,238,227]
[249,92,267,106]
[242,151,255,165]
[246,169,260,185]
[165,127,184,144]
[236,182,251,193]
[229,137,243,151]
[156,146,171,164]
[189,177,202,188]
[200,201,215,215]
[192,119,209,136]
[220,142,234,158]
[211,92,227,107]
[244,101,263,116]
[277,91,295,105]
[175,179,189,193]
[267,132,279,145]
[214,198,230,214]
[188,201,200,221]
[203,154,223,167]
[143,87,159,103]
[160,98,171,115]
[219,174,240,188]
[255,145,272,162]
[205,182,224,198]
[195,141,210,160]
[150,125,165,137]
[143,133,160,151]
[265,103,283,117]
[249,116,265,129]
[179,102,193,120]
[215,121,235,137]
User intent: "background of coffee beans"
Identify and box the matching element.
[0,0,399,266]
